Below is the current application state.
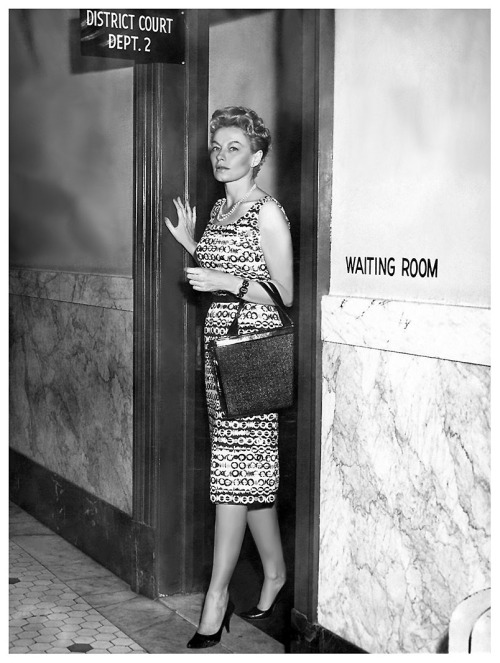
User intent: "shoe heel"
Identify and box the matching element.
[239,584,287,621]
[224,599,235,633]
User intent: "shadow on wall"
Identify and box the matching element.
[436,633,448,654]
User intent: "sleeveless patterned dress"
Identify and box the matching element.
[195,195,288,507]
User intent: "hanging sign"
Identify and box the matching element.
[80,9,186,64]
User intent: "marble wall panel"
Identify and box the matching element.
[319,342,490,653]
[322,295,490,366]
[9,270,133,515]
[9,268,133,311]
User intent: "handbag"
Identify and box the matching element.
[208,281,294,419]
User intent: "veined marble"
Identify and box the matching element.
[322,295,490,366]
[9,268,133,311]
[9,286,133,515]
[319,342,490,653]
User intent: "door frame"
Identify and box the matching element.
[131,10,210,598]
[293,9,334,625]
[131,8,334,627]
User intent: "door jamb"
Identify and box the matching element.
[131,10,210,598]
[131,61,163,598]
[294,8,334,625]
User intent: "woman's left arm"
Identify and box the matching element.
[254,200,293,306]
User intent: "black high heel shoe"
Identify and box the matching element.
[239,585,286,620]
[186,598,235,649]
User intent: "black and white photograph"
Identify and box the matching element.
[8,3,492,656]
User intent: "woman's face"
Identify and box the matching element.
[209,126,261,184]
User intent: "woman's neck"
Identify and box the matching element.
[224,179,255,207]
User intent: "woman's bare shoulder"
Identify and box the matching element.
[258,196,289,226]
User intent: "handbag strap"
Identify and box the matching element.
[226,281,293,337]
[258,281,293,326]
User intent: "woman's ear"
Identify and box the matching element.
[252,150,263,168]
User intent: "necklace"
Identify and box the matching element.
[217,183,256,222]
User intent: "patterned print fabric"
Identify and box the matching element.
[195,196,287,506]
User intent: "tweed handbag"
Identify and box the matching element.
[208,281,294,419]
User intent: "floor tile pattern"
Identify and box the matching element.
[9,540,145,654]
[9,502,285,654]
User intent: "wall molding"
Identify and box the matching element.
[322,295,490,366]
[9,449,137,588]
[9,268,133,311]
[291,608,367,654]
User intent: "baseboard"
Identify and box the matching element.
[291,608,367,654]
[9,448,136,588]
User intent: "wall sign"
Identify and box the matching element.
[80,9,186,64]
[345,256,439,278]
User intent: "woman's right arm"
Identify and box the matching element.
[164,197,197,257]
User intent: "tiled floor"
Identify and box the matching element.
[9,540,144,654]
[9,502,285,654]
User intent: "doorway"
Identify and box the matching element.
[132,7,332,649]
[189,10,306,646]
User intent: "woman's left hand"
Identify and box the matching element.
[185,268,238,293]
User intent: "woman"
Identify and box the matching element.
[165,106,293,649]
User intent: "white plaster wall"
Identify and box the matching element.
[330,8,490,306]
[9,9,134,276]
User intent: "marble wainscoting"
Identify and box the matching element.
[318,296,490,654]
[9,269,134,515]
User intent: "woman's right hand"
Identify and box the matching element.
[164,197,197,256]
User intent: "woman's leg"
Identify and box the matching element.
[198,504,247,634]
[246,503,286,610]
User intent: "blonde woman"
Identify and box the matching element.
[165,106,293,649]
